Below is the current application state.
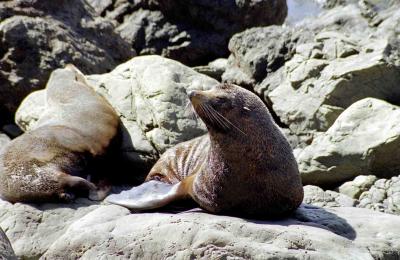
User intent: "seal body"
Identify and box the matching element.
[0,65,120,203]
[107,83,303,218]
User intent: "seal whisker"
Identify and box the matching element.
[199,104,218,127]
[207,105,246,136]
[202,104,231,131]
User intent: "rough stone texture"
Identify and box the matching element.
[303,185,356,207]
[223,3,400,148]
[358,175,400,215]
[267,31,400,135]
[0,132,10,153]
[0,0,134,123]
[0,226,16,260]
[16,56,218,176]
[87,0,288,66]
[223,4,372,89]
[193,58,228,81]
[1,197,400,259]
[297,98,400,187]
[339,175,378,199]
[0,199,99,259]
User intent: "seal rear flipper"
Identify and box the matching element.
[105,180,188,211]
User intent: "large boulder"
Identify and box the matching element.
[87,0,287,66]
[1,197,400,259]
[0,226,16,260]
[223,3,400,144]
[222,4,372,88]
[16,55,218,177]
[268,32,400,135]
[297,98,400,187]
[0,0,134,123]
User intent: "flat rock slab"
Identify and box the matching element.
[1,198,399,259]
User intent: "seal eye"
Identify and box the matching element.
[219,84,231,90]
[213,97,228,107]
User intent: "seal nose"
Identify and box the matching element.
[187,90,200,100]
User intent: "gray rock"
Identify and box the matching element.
[0,0,134,123]
[0,199,99,259]
[193,58,228,81]
[16,55,218,176]
[359,175,400,214]
[304,185,357,207]
[268,32,400,135]
[338,175,378,199]
[88,0,287,66]
[297,98,400,186]
[0,132,10,153]
[0,198,398,259]
[224,3,400,147]
[223,4,372,89]
[0,227,16,260]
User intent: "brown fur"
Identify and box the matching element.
[0,65,119,203]
[146,83,304,218]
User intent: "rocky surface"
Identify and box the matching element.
[0,226,16,260]
[87,0,287,66]
[297,98,400,187]
[193,58,228,81]
[1,197,400,259]
[0,132,10,152]
[303,185,356,207]
[357,175,400,214]
[339,175,378,199]
[0,0,134,124]
[16,55,218,176]
[223,2,400,145]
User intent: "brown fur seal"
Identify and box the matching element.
[0,65,120,203]
[106,83,303,218]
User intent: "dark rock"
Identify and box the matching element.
[0,0,134,123]
[89,0,288,66]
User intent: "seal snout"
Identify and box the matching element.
[187,90,205,106]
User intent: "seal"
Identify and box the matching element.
[106,83,303,218]
[0,65,120,203]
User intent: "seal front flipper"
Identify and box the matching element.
[105,176,194,211]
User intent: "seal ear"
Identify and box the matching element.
[105,180,186,211]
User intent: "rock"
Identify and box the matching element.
[359,175,400,214]
[0,132,10,153]
[16,55,218,176]
[297,98,400,186]
[0,199,99,259]
[0,0,134,123]
[88,0,287,66]
[339,175,378,199]
[0,227,16,260]
[224,3,400,144]
[268,32,400,135]
[193,58,228,81]
[1,198,399,259]
[223,4,372,89]
[303,185,357,207]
